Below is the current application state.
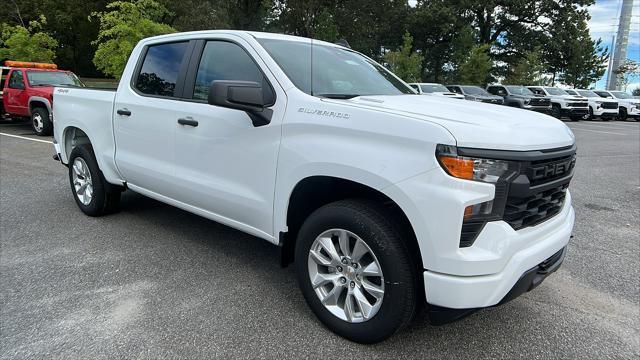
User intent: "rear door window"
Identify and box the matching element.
[135,41,189,97]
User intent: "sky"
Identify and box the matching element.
[587,0,640,91]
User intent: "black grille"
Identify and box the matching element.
[567,102,588,107]
[530,98,550,106]
[504,183,569,230]
[601,102,618,109]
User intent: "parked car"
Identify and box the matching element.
[52,31,576,343]
[527,86,588,121]
[486,85,551,113]
[2,61,84,135]
[408,83,464,99]
[446,85,504,104]
[575,89,618,121]
[593,90,640,121]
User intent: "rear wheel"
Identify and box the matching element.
[295,199,418,343]
[68,145,121,216]
[588,107,594,121]
[31,107,52,136]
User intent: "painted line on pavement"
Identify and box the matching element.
[0,132,53,144]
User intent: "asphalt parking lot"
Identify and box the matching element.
[1,119,639,359]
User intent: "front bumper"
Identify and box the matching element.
[423,195,573,309]
[560,107,588,117]
[592,107,618,118]
[524,105,551,113]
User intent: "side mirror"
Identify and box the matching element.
[208,80,273,127]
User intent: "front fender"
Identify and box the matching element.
[28,96,52,115]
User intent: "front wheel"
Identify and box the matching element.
[295,199,418,343]
[551,104,562,119]
[31,107,52,136]
[619,108,628,121]
[68,145,121,216]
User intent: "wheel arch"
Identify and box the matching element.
[28,97,52,115]
[279,175,423,274]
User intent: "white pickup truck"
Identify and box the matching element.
[52,31,576,343]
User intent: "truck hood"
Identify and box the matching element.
[339,95,575,151]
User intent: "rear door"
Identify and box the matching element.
[113,40,193,196]
[4,70,29,116]
[170,36,285,237]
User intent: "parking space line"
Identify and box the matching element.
[568,127,628,136]
[0,132,53,144]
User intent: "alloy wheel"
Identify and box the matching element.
[72,158,93,205]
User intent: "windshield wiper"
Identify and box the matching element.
[316,94,360,99]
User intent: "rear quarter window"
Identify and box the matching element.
[135,42,189,97]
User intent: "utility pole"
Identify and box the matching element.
[606,0,634,90]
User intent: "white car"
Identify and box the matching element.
[51,31,576,343]
[527,86,589,121]
[574,89,618,121]
[408,82,464,99]
[593,90,640,121]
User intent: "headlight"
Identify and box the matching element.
[473,97,483,102]
[595,101,604,104]
[436,144,520,184]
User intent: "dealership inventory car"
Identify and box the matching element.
[408,82,465,99]
[575,89,618,121]
[446,85,504,104]
[486,85,551,113]
[51,31,576,343]
[527,86,588,121]
[593,90,640,121]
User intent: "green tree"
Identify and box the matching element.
[613,59,640,91]
[383,32,423,82]
[504,49,545,85]
[91,0,176,78]
[458,44,492,86]
[0,15,57,62]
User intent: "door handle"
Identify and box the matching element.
[117,108,131,116]
[178,118,198,127]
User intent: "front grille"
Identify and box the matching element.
[567,102,588,107]
[503,150,576,230]
[530,98,550,106]
[504,183,569,230]
[601,102,618,109]
[483,99,502,104]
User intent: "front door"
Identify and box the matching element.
[113,40,192,197]
[171,37,285,238]
[4,70,29,116]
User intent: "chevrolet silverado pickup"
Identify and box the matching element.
[486,85,551,113]
[527,86,588,121]
[408,83,465,99]
[52,31,576,343]
[446,85,504,104]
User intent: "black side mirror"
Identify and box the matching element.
[208,80,273,127]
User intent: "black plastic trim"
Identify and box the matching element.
[457,143,577,162]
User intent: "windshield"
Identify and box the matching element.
[610,91,632,99]
[26,71,83,87]
[595,91,613,98]
[505,86,533,95]
[461,86,489,95]
[420,84,449,93]
[544,87,568,96]
[257,39,413,98]
[577,90,598,98]
[564,89,578,96]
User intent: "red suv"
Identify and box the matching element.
[2,61,83,136]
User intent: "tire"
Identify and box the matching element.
[619,108,628,121]
[588,107,594,121]
[295,199,418,343]
[551,104,561,119]
[31,107,52,136]
[68,145,121,216]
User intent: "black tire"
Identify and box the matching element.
[68,145,121,216]
[588,107,594,121]
[295,199,418,343]
[551,104,562,119]
[619,108,628,121]
[31,107,53,136]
